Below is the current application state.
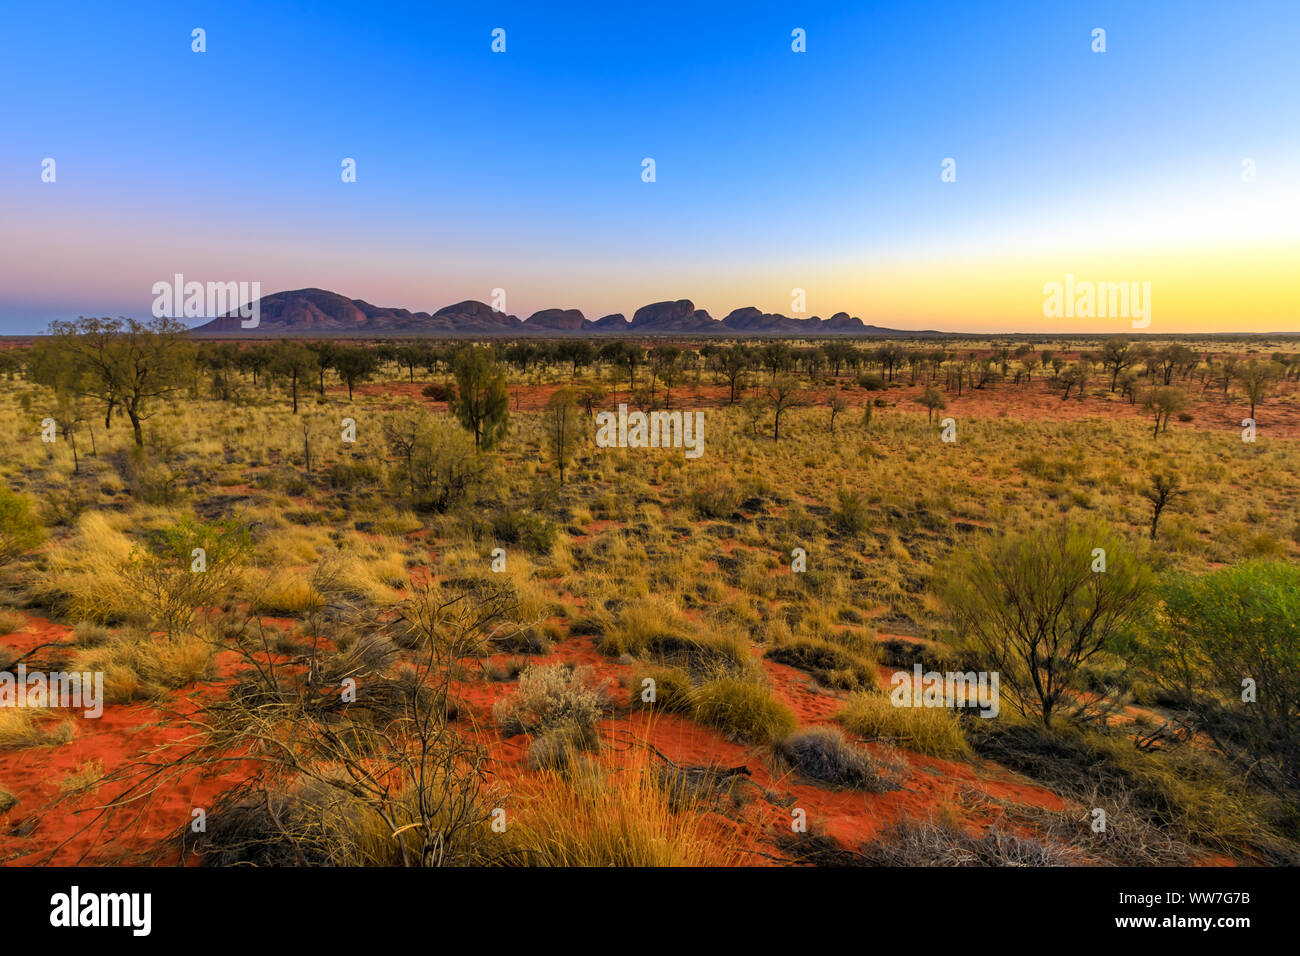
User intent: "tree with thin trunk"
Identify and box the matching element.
[1100,336,1134,392]
[917,387,946,423]
[825,390,848,435]
[940,520,1153,728]
[720,345,751,404]
[451,346,509,451]
[1058,362,1091,401]
[269,341,320,415]
[307,341,339,395]
[1143,386,1187,439]
[38,316,192,445]
[545,387,580,484]
[53,396,87,475]
[579,382,607,419]
[1233,360,1281,421]
[333,346,379,402]
[1142,471,1188,540]
[766,376,805,442]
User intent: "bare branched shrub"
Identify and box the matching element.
[775,726,899,791]
[861,818,1070,866]
[50,580,525,866]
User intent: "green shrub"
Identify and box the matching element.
[1149,561,1300,793]
[492,508,556,553]
[328,460,383,489]
[690,677,797,744]
[686,479,740,520]
[0,487,43,566]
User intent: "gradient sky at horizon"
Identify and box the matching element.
[2,0,1298,334]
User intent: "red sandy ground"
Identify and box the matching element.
[0,617,258,865]
[1,604,1089,867]
[7,371,1283,865]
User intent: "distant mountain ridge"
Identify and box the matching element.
[190,288,922,335]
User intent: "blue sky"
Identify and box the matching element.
[2,0,1297,332]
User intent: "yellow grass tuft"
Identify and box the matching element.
[837,690,970,759]
[509,753,745,866]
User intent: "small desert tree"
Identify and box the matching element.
[1100,336,1135,392]
[1058,361,1093,401]
[579,382,607,419]
[1141,470,1188,541]
[333,346,380,402]
[720,345,751,404]
[766,376,805,442]
[269,340,320,414]
[52,393,88,474]
[939,520,1153,728]
[916,387,946,423]
[451,346,509,450]
[825,390,849,435]
[1143,386,1188,439]
[1233,360,1281,421]
[544,387,580,484]
[42,316,193,445]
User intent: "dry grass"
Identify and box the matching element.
[29,511,135,623]
[0,340,1296,866]
[0,707,76,749]
[73,630,216,702]
[250,570,322,616]
[509,753,746,866]
[0,609,27,636]
[59,758,105,793]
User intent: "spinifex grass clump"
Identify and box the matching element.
[689,676,797,745]
[508,751,746,866]
[837,690,970,759]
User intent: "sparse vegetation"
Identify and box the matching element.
[2,330,1297,869]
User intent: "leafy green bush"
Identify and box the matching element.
[328,460,383,489]
[0,487,44,566]
[939,519,1152,727]
[1150,561,1300,794]
[492,508,556,553]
